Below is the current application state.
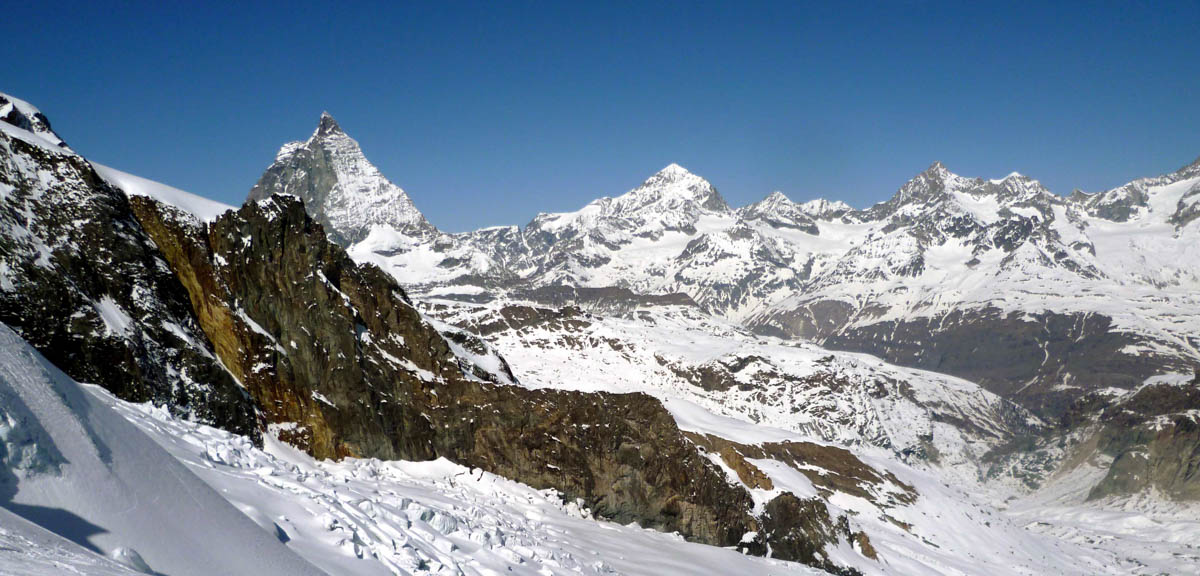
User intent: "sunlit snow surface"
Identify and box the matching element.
[3,306,1197,574]
[91,162,235,221]
[93,358,1200,576]
[94,389,824,576]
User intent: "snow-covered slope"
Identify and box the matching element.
[82,326,1195,576]
[0,507,144,576]
[97,385,830,576]
[92,162,234,221]
[3,309,1193,575]
[0,323,326,576]
[425,300,1037,480]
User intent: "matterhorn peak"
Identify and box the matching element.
[247,111,434,245]
[315,111,342,137]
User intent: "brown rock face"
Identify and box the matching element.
[130,195,771,553]
[0,131,257,440]
[686,433,917,506]
[1085,379,1200,500]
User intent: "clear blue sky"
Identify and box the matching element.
[4,1,1198,231]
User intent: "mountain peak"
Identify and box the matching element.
[657,162,691,177]
[797,198,853,218]
[765,190,791,203]
[315,111,342,137]
[248,112,434,245]
[621,163,729,214]
[0,92,71,151]
[738,190,819,233]
[924,161,950,178]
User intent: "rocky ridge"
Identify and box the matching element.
[0,101,258,440]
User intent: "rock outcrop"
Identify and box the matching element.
[130,193,873,567]
[0,109,257,440]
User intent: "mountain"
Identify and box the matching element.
[754,160,1200,415]
[5,95,936,573]
[0,323,327,576]
[297,119,1196,418]
[246,113,1200,499]
[248,112,435,245]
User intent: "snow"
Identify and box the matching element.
[0,111,71,154]
[90,376,825,576]
[428,301,1033,468]
[91,162,234,221]
[0,507,143,575]
[91,356,1184,576]
[0,322,326,576]
[92,295,133,338]
[0,92,70,151]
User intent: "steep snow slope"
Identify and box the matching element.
[0,507,143,576]
[97,386,827,576]
[0,323,327,576]
[92,162,234,221]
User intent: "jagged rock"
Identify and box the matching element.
[131,193,867,566]
[1087,379,1200,499]
[0,113,258,440]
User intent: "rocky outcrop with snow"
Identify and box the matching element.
[0,91,258,439]
[248,112,435,244]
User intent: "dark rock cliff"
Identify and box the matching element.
[0,125,258,440]
[130,194,870,567]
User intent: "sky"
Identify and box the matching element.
[4,1,1198,231]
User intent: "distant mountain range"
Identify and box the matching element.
[249,112,1200,417]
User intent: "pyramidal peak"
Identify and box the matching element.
[657,162,691,177]
[740,190,795,215]
[247,111,434,245]
[924,161,952,179]
[618,162,729,214]
[764,190,791,203]
[315,111,342,137]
